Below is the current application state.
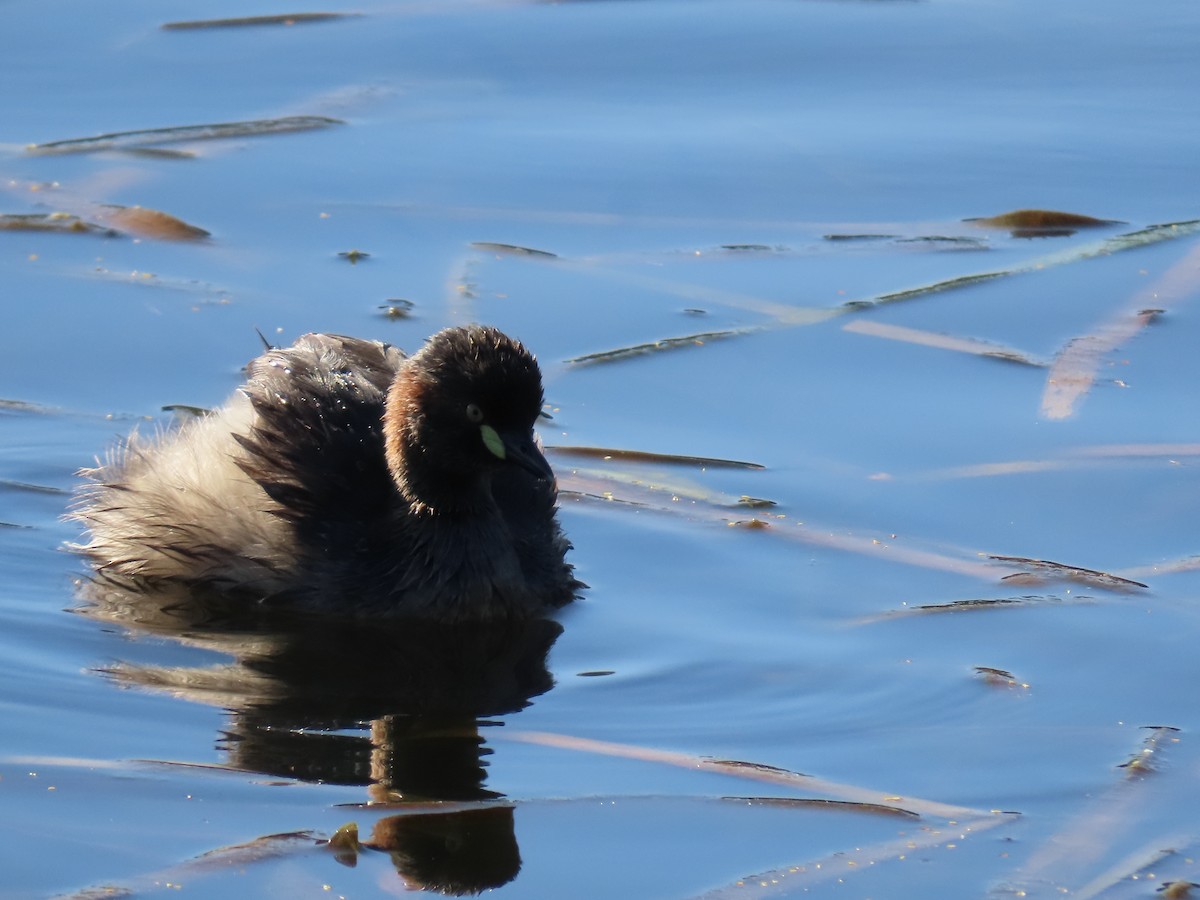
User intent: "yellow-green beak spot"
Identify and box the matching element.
[481,424,506,460]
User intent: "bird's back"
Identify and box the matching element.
[234,334,406,553]
[74,335,405,600]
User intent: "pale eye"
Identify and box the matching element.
[465,403,484,424]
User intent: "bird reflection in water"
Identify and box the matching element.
[78,578,565,894]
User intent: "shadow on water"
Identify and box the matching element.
[74,576,564,895]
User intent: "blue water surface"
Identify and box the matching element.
[3,0,1200,897]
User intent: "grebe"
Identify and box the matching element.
[73,325,579,620]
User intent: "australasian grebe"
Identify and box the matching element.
[73,325,579,620]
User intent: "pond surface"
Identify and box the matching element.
[3,0,1200,897]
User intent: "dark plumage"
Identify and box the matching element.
[72,325,580,620]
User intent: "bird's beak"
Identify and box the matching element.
[481,425,555,481]
[504,430,555,481]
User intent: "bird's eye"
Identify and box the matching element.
[465,403,484,424]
